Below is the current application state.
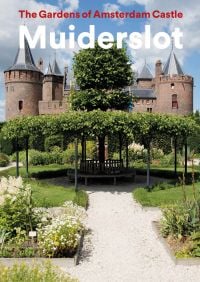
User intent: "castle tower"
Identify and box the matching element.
[4,38,43,120]
[155,60,162,78]
[136,62,153,89]
[42,58,63,102]
[39,58,67,114]
[155,48,193,115]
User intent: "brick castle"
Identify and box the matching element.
[4,39,193,120]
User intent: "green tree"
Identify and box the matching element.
[72,42,133,112]
[72,42,133,162]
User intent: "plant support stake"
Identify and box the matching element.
[75,138,78,192]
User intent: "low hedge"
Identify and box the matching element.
[31,168,68,179]
[0,153,10,167]
[135,168,200,184]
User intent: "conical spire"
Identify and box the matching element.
[6,38,41,72]
[163,42,184,76]
[46,63,52,74]
[138,61,153,80]
[52,58,62,76]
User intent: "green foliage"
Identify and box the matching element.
[73,190,89,209]
[63,143,82,165]
[71,89,131,111]
[38,202,86,257]
[0,261,77,282]
[161,200,200,238]
[159,152,182,167]
[190,232,200,257]
[0,153,9,167]
[73,41,133,90]
[2,111,197,147]
[0,134,13,155]
[0,177,41,237]
[11,149,64,166]
[44,135,64,151]
[29,134,45,151]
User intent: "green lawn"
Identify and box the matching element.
[0,164,67,177]
[0,164,88,208]
[28,179,76,207]
[133,183,200,207]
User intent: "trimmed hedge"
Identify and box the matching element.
[0,153,10,167]
[135,168,200,184]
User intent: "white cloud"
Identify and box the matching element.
[103,3,124,25]
[118,0,151,6]
[63,0,79,11]
[117,0,200,74]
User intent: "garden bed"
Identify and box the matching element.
[152,221,200,265]
[0,177,87,263]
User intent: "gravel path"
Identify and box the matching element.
[60,176,200,282]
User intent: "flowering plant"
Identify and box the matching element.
[38,201,86,257]
[0,177,42,236]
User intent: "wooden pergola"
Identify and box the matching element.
[2,110,197,188]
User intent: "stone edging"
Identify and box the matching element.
[74,230,85,265]
[152,221,200,266]
[0,231,84,267]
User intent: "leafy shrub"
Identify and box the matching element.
[190,232,200,257]
[151,181,176,191]
[38,201,86,257]
[11,149,64,166]
[160,201,200,238]
[0,261,77,282]
[44,135,64,152]
[0,177,42,237]
[63,143,82,165]
[73,190,89,209]
[160,152,182,167]
[0,133,13,155]
[0,153,10,167]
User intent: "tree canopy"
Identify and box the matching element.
[71,42,133,111]
[2,111,198,145]
[73,42,133,90]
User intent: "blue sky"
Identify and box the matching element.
[0,0,200,120]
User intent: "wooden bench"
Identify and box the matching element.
[67,170,135,185]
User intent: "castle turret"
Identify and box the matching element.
[39,58,67,114]
[4,38,43,120]
[155,48,193,115]
[136,62,153,89]
[155,60,162,77]
[42,58,63,102]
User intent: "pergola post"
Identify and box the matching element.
[98,136,105,164]
[174,137,177,176]
[146,142,151,189]
[184,140,188,177]
[125,139,129,169]
[25,137,29,177]
[75,138,78,192]
[16,137,19,177]
[81,136,86,161]
[119,134,122,162]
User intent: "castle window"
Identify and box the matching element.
[172,94,178,109]
[18,100,23,111]
[171,83,175,89]
[147,107,152,113]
